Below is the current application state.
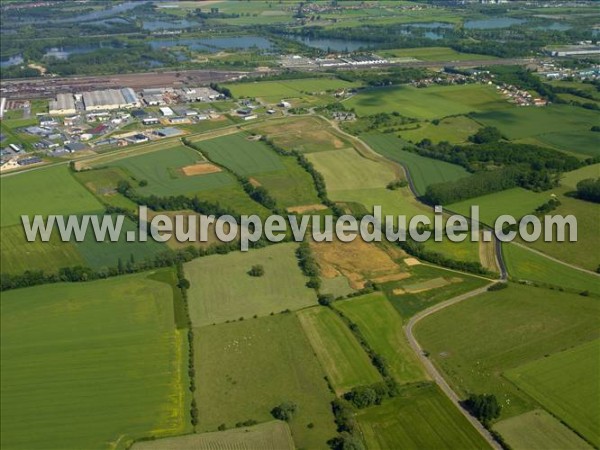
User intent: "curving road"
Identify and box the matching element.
[404,283,503,450]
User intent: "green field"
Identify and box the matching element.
[505,340,600,447]
[399,115,482,144]
[306,147,396,192]
[252,155,322,209]
[73,167,139,211]
[494,410,592,450]
[345,84,508,119]
[472,105,599,156]
[224,78,360,102]
[0,165,103,227]
[104,144,235,197]
[362,132,470,195]
[194,133,283,176]
[414,284,600,419]
[193,314,336,449]
[0,224,85,274]
[334,293,425,384]
[194,184,272,217]
[448,187,549,225]
[379,46,496,62]
[503,243,600,295]
[132,421,294,450]
[297,306,382,394]
[184,244,316,327]
[0,272,190,450]
[358,383,491,450]
[381,264,490,318]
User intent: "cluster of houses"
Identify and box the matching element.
[496,84,548,107]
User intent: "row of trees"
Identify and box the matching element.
[296,242,321,289]
[575,178,600,203]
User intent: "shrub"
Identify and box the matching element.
[248,264,265,277]
[271,402,298,421]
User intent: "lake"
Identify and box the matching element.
[289,36,377,52]
[0,54,24,68]
[142,19,199,31]
[149,36,273,52]
[464,17,526,29]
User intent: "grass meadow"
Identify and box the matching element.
[334,293,425,384]
[184,244,316,327]
[362,132,470,195]
[494,410,592,450]
[358,383,491,450]
[505,340,600,447]
[224,77,360,102]
[306,147,396,192]
[345,84,508,119]
[0,165,103,227]
[132,421,295,450]
[503,243,600,295]
[0,272,190,450]
[399,115,482,144]
[193,314,336,449]
[297,306,382,394]
[194,133,283,176]
[104,144,235,197]
[414,284,600,419]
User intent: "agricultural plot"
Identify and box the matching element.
[523,194,600,272]
[194,133,283,176]
[358,384,491,450]
[472,105,599,155]
[104,144,235,197]
[306,148,396,192]
[0,225,84,275]
[297,306,382,394]
[73,167,138,211]
[414,284,600,419]
[224,77,360,103]
[0,272,190,450]
[197,184,272,217]
[74,215,168,270]
[379,46,496,62]
[345,84,508,119]
[398,116,482,144]
[253,117,350,153]
[503,243,600,295]
[252,156,322,209]
[132,421,294,450]
[184,244,316,327]
[193,314,336,449]
[362,132,470,195]
[334,293,425,384]
[494,410,592,450]
[0,164,103,227]
[505,340,600,447]
[381,264,490,318]
[311,236,407,290]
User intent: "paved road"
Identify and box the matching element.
[404,283,503,450]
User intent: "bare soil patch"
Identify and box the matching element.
[181,163,222,176]
[287,204,328,214]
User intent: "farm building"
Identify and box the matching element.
[49,93,76,115]
[142,117,160,125]
[154,127,182,138]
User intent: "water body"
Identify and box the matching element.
[149,36,273,52]
[464,17,526,29]
[289,36,377,52]
[407,22,453,29]
[0,54,24,68]
[143,19,199,30]
[43,43,121,60]
[64,1,146,23]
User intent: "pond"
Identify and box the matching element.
[149,36,273,52]
[289,36,377,52]
[464,17,526,29]
[142,19,199,31]
[43,43,121,60]
[535,22,571,31]
[0,54,24,68]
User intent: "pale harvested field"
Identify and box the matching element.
[181,162,222,176]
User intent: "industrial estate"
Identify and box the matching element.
[0,1,599,450]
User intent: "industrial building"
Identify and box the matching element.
[82,88,140,112]
[49,93,76,115]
